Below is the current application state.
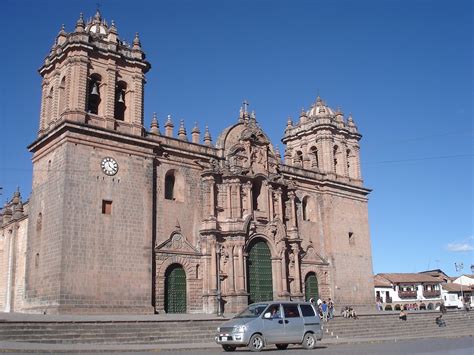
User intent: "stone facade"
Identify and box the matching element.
[0,10,374,314]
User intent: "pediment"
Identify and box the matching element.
[155,231,200,255]
[301,245,329,265]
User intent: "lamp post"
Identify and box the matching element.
[216,243,222,317]
[455,262,464,307]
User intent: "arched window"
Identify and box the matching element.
[114,81,127,121]
[310,146,319,168]
[87,74,101,115]
[46,87,54,122]
[165,173,175,200]
[333,145,339,173]
[294,151,303,167]
[302,196,316,222]
[58,76,66,116]
[252,178,262,211]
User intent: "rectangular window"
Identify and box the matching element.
[283,304,300,318]
[102,200,112,215]
[300,304,316,317]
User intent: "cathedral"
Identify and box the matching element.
[0,11,374,314]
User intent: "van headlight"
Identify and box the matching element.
[234,325,247,333]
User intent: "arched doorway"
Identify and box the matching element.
[247,239,273,304]
[164,264,186,313]
[305,272,319,301]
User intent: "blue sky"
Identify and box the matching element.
[1,0,472,276]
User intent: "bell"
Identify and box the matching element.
[90,82,99,96]
[117,91,125,104]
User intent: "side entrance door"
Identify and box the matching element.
[165,264,186,313]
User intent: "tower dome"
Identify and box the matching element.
[85,10,108,36]
[306,96,335,118]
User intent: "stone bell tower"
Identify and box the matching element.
[38,10,150,136]
[25,11,154,314]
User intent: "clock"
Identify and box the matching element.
[101,157,119,176]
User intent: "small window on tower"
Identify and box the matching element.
[348,232,355,246]
[102,200,112,215]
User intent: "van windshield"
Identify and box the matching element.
[234,303,269,318]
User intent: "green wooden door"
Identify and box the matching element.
[305,273,319,301]
[165,264,186,313]
[247,240,273,304]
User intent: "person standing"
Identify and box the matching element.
[321,301,328,322]
[328,298,334,319]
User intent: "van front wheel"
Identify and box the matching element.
[302,332,316,349]
[222,345,236,352]
[248,334,265,352]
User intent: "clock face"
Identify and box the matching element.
[101,157,119,176]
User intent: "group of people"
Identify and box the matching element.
[309,298,335,322]
[341,306,359,319]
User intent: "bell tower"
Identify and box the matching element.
[282,96,362,182]
[38,10,150,136]
[25,11,155,314]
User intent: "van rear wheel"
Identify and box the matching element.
[302,332,316,349]
[248,334,265,352]
[276,344,288,350]
[222,345,236,352]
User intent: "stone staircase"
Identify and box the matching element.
[322,310,474,341]
[0,311,472,346]
[0,319,223,344]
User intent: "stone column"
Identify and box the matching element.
[237,244,245,292]
[292,244,302,294]
[275,188,283,220]
[202,237,210,293]
[245,181,253,215]
[105,65,116,120]
[226,184,232,219]
[273,256,282,296]
[268,186,274,221]
[235,183,242,218]
[228,245,235,293]
[288,191,297,228]
[4,228,15,312]
[210,237,217,291]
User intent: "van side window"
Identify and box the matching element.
[300,304,316,317]
[283,304,300,318]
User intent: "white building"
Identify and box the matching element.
[374,273,442,310]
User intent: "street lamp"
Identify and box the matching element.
[454,262,464,307]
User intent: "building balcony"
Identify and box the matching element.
[398,291,417,299]
[423,290,441,298]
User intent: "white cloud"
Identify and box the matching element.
[446,243,474,252]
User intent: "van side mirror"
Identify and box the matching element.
[263,312,271,319]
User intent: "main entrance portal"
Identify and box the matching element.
[164,264,186,313]
[247,239,273,304]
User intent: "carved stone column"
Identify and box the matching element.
[228,245,235,293]
[235,183,242,218]
[210,236,217,291]
[275,188,283,220]
[291,244,302,295]
[288,191,297,228]
[237,244,245,292]
[245,181,253,214]
[226,184,232,219]
[268,186,274,221]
